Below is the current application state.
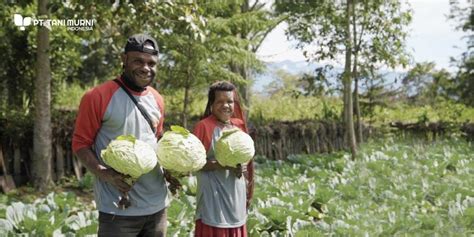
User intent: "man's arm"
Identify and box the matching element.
[75,147,131,193]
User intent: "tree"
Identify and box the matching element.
[263,69,306,97]
[32,0,52,190]
[449,0,473,106]
[401,62,437,103]
[359,66,401,125]
[156,2,262,127]
[76,1,265,127]
[0,3,36,112]
[157,3,210,128]
[203,0,283,117]
[350,0,411,142]
[343,0,357,160]
[401,61,464,105]
[275,0,358,159]
[275,0,412,155]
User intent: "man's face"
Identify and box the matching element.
[122,50,158,88]
[211,90,234,123]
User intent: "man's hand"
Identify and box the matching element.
[75,148,132,193]
[98,168,132,193]
[164,170,182,195]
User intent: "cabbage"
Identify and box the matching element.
[215,128,255,168]
[101,135,157,182]
[156,125,207,173]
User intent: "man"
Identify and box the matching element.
[72,33,169,236]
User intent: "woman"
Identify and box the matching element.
[192,81,254,237]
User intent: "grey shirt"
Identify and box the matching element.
[194,116,247,227]
[73,79,169,216]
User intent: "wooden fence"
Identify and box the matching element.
[2,110,469,187]
[0,111,367,186]
[252,120,370,160]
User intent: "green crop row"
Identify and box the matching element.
[1,138,473,236]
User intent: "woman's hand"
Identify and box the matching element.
[231,164,247,178]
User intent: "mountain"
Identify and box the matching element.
[252,60,406,93]
[253,60,319,92]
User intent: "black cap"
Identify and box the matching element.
[124,33,159,55]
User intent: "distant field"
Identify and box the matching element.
[250,94,474,125]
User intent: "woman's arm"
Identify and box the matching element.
[200,160,246,177]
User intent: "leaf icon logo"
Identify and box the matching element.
[13,14,32,31]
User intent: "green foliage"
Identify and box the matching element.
[370,99,474,125]
[452,53,474,106]
[249,138,474,235]
[160,89,206,123]
[263,70,306,97]
[275,0,412,70]
[0,192,97,236]
[78,172,95,191]
[0,110,33,143]
[275,0,412,152]
[1,139,474,235]
[1,0,270,124]
[201,0,282,107]
[321,100,340,121]
[400,62,460,105]
[448,0,474,106]
[0,3,36,111]
[53,80,90,110]
[250,93,342,123]
[248,87,474,125]
[254,70,342,122]
[358,69,396,125]
[402,62,437,100]
[166,187,196,235]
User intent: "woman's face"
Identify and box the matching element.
[211,90,234,123]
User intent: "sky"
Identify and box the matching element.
[256,0,469,71]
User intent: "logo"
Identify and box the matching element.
[13,14,95,31]
[13,14,32,31]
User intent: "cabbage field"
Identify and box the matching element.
[1,138,473,236]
